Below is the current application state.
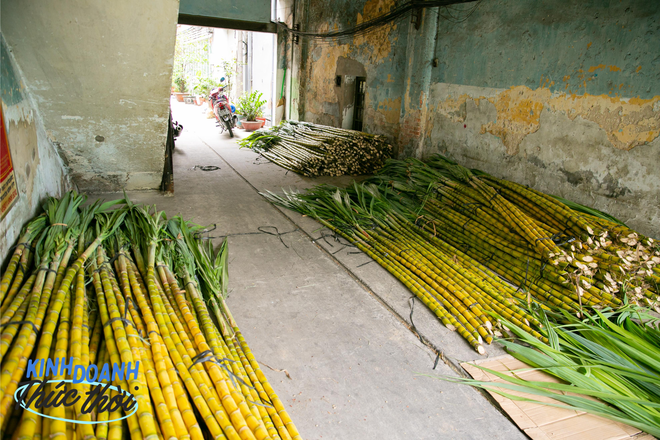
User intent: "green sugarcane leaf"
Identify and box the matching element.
[428,371,660,437]
[460,363,660,408]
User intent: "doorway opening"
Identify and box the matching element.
[171,25,277,121]
[352,77,366,132]
[163,25,277,190]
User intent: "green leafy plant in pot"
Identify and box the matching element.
[173,75,188,102]
[174,75,187,93]
[236,91,267,131]
[193,76,214,105]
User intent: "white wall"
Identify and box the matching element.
[251,32,275,120]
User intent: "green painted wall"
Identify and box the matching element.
[179,0,272,24]
[433,0,659,99]
[0,36,22,106]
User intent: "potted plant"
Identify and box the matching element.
[235,114,247,128]
[172,75,187,102]
[193,77,213,106]
[256,110,267,128]
[236,91,267,131]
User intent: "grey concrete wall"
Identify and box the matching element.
[1,0,180,192]
[1,33,71,267]
[294,0,660,237]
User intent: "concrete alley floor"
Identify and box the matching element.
[99,99,525,440]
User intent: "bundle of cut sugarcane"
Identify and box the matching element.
[239,121,393,177]
[368,156,659,311]
[262,156,659,354]
[0,192,301,440]
[263,183,546,355]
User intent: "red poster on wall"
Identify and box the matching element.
[0,105,19,219]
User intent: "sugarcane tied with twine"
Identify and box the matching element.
[0,192,302,440]
[262,155,659,355]
[239,121,393,177]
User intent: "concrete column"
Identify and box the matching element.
[397,7,439,158]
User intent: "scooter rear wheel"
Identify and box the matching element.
[224,118,234,138]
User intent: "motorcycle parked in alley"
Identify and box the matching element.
[210,86,237,138]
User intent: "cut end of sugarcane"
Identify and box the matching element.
[476,345,486,355]
[446,324,456,332]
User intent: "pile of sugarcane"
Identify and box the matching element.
[370,156,659,311]
[239,121,393,177]
[264,183,546,355]
[262,155,659,354]
[0,192,301,440]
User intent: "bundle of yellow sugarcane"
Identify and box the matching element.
[373,156,659,311]
[0,192,301,440]
[239,121,393,177]
[262,156,659,354]
[263,183,546,355]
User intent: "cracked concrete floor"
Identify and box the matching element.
[95,99,525,440]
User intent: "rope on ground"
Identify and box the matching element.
[409,296,448,369]
[201,225,301,249]
[191,165,221,171]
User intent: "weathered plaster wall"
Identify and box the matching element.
[1,33,71,267]
[296,0,659,236]
[297,0,409,142]
[426,83,660,236]
[180,0,271,24]
[1,0,180,192]
[422,0,660,237]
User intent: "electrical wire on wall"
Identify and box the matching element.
[275,0,482,41]
[438,1,481,23]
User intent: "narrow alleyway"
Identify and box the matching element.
[98,100,524,439]
[4,2,660,439]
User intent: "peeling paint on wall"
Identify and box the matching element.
[296,0,660,236]
[376,97,401,124]
[1,32,70,265]
[353,0,397,64]
[432,86,660,155]
[300,0,404,140]
[481,87,546,154]
[426,80,660,237]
